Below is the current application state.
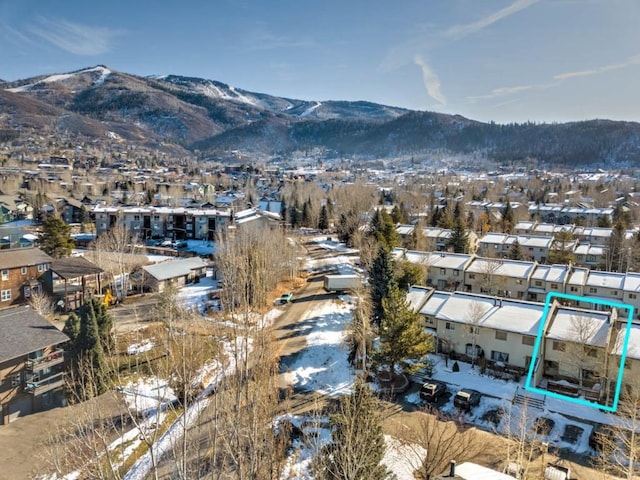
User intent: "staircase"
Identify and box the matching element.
[512,387,546,410]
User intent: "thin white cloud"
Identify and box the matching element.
[467,82,557,101]
[27,17,121,55]
[413,54,446,105]
[470,53,640,102]
[554,55,640,80]
[446,0,539,39]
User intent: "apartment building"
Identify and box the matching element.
[0,248,52,309]
[0,306,69,424]
[464,257,536,299]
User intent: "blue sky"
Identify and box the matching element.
[1,0,639,123]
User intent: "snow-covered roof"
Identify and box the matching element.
[396,224,414,236]
[479,233,508,245]
[531,264,569,283]
[517,235,553,248]
[481,299,543,335]
[142,257,208,281]
[406,286,432,312]
[585,271,625,289]
[419,291,451,317]
[466,257,536,278]
[567,267,589,286]
[435,292,497,323]
[547,307,610,346]
[623,272,640,293]
[426,252,474,270]
[453,462,519,480]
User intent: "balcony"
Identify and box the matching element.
[25,372,65,395]
[25,349,65,372]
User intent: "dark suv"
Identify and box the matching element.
[453,388,481,411]
[420,380,447,402]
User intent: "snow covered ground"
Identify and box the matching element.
[281,295,356,397]
[404,356,606,455]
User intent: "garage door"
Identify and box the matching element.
[8,396,32,423]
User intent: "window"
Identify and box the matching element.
[21,267,27,275]
[570,286,579,292]
[100,223,106,229]
[589,287,597,294]
[495,331,507,341]
[153,215,160,221]
[37,264,45,272]
[468,274,476,280]
[453,270,459,277]
[491,351,510,363]
[551,283,558,289]
[445,322,455,330]
[1,269,8,281]
[624,359,632,370]
[553,341,566,352]
[24,286,30,298]
[535,280,543,287]
[440,268,446,275]
[515,279,523,285]
[630,293,637,300]
[1,289,11,302]
[11,373,21,387]
[522,336,535,346]
[585,347,598,358]
[611,290,618,296]
[133,215,140,221]
[469,326,479,335]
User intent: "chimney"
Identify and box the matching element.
[449,460,456,477]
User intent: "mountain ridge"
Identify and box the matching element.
[2,65,640,165]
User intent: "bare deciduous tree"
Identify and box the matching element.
[393,407,483,480]
[28,289,54,319]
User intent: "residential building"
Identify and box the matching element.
[464,257,536,299]
[527,264,570,302]
[0,248,52,309]
[142,257,208,292]
[0,306,69,424]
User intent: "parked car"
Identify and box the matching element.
[276,292,293,304]
[420,379,447,402]
[453,388,481,411]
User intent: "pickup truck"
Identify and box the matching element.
[276,292,293,305]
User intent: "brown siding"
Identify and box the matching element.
[0,263,49,309]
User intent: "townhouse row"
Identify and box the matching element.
[392,248,640,320]
[407,287,636,404]
[396,222,636,268]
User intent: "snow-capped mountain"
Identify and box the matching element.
[3,65,640,165]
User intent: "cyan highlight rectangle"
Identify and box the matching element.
[524,291,634,413]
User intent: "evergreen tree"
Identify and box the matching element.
[410,224,425,250]
[430,205,441,227]
[466,211,476,231]
[508,239,524,260]
[396,260,425,290]
[391,204,405,224]
[606,219,628,272]
[75,300,109,397]
[502,201,514,233]
[369,246,396,326]
[436,206,454,229]
[318,204,329,231]
[315,378,389,480]
[40,215,74,258]
[376,285,434,374]
[289,199,301,228]
[447,214,469,253]
[62,312,80,352]
[301,199,311,227]
[279,199,287,224]
[89,298,114,352]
